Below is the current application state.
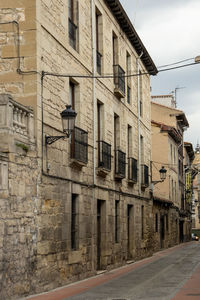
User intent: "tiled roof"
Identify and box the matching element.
[152,120,182,144]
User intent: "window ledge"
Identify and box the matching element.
[69,159,87,170]
[114,87,125,98]
[97,167,110,178]
[128,179,137,185]
[115,174,125,181]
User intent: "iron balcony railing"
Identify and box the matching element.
[96,50,102,74]
[141,164,149,187]
[113,64,125,95]
[128,158,137,182]
[98,141,111,171]
[115,149,126,178]
[68,18,77,49]
[71,127,88,163]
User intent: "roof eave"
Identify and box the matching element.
[105,0,158,75]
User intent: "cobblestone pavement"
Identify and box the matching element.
[26,242,200,300]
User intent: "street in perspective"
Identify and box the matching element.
[0,0,200,300]
[27,241,200,300]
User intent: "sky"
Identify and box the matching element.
[120,0,200,148]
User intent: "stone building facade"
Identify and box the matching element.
[192,145,200,229]
[0,0,158,299]
[151,98,190,251]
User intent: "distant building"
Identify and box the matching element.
[192,144,200,229]
[151,99,189,250]
[152,94,176,108]
[184,142,195,236]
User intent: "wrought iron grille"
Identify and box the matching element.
[68,18,77,49]
[115,149,126,178]
[71,127,88,163]
[113,64,125,95]
[96,50,102,74]
[141,164,149,186]
[98,141,111,170]
[128,158,137,182]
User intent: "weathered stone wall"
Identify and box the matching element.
[0,94,38,299]
[0,1,37,111]
[152,204,179,252]
[0,0,156,299]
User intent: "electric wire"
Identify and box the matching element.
[157,57,195,69]
[1,21,200,78]
[42,61,200,79]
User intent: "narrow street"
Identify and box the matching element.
[28,242,200,300]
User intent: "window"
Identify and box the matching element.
[112,32,118,66]
[97,102,102,162]
[127,204,134,258]
[97,102,111,170]
[141,205,144,239]
[140,135,144,165]
[139,71,143,116]
[96,9,103,74]
[128,125,137,182]
[141,164,149,187]
[166,214,168,232]
[128,158,137,182]
[170,144,173,163]
[114,114,119,151]
[127,125,132,159]
[113,33,125,98]
[126,52,131,104]
[175,181,177,202]
[71,127,88,163]
[174,146,176,163]
[115,200,120,243]
[114,114,126,178]
[155,213,158,232]
[71,194,78,250]
[68,0,78,50]
[69,81,75,109]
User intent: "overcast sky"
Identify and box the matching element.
[120,0,200,148]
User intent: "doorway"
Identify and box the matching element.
[160,215,165,248]
[127,204,134,259]
[97,200,105,270]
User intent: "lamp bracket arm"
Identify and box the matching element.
[151,180,164,185]
[45,135,69,145]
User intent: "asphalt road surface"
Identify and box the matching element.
[64,242,200,300]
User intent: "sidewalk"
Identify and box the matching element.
[25,243,193,300]
[172,264,200,300]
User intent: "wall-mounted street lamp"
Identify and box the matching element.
[150,166,167,193]
[45,105,77,145]
[152,166,167,185]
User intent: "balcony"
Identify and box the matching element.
[70,127,88,168]
[113,64,125,98]
[68,18,77,49]
[0,94,35,151]
[97,141,111,177]
[141,164,149,188]
[115,149,126,179]
[128,158,137,183]
[96,50,102,74]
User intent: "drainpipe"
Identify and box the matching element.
[91,0,96,186]
[137,52,143,196]
[91,0,96,272]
